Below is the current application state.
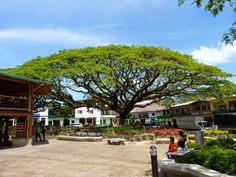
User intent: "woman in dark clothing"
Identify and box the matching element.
[177,130,187,150]
[41,125,46,141]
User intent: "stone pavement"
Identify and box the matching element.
[0,139,168,177]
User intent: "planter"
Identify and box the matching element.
[156,138,169,144]
[57,136,103,142]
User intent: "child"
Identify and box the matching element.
[166,136,178,158]
[168,136,178,152]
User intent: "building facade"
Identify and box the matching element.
[0,72,50,145]
[33,109,49,126]
[130,101,168,125]
[169,100,213,129]
[45,107,117,126]
[210,96,236,129]
[74,107,117,126]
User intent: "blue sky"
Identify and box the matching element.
[0,0,235,83]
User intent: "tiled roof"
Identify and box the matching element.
[0,72,51,85]
[131,103,166,113]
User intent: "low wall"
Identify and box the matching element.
[156,138,169,144]
[159,159,234,177]
[57,136,103,142]
[12,138,32,147]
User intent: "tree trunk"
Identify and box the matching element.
[119,113,128,125]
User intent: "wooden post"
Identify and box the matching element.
[0,118,3,144]
[3,118,9,143]
[27,83,33,139]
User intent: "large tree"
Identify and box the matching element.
[2,45,236,124]
[178,0,236,44]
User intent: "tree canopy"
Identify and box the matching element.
[2,45,236,124]
[178,0,236,44]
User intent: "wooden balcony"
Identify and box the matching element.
[0,94,29,111]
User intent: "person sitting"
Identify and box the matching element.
[166,136,178,158]
[177,130,187,151]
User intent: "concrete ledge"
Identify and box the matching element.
[107,138,125,145]
[57,136,103,142]
[160,160,234,177]
[156,138,169,144]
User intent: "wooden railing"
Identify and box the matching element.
[0,95,29,110]
[12,122,27,139]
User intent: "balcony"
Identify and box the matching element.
[0,95,29,111]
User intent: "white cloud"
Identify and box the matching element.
[0,28,109,46]
[191,42,236,65]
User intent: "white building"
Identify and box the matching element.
[33,109,49,126]
[74,107,117,126]
[34,106,117,127]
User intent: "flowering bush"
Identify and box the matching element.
[146,128,182,137]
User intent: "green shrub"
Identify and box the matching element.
[204,130,229,136]
[226,149,236,175]
[177,137,236,175]
[186,141,196,149]
[176,151,205,165]
[203,147,231,173]
[203,137,236,150]
[202,139,221,150]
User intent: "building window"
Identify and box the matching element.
[88,110,93,114]
[229,101,236,111]
[207,105,211,111]
[103,119,106,125]
[202,105,207,111]
[77,110,82,114]
[152,113,155,116]
[196,106,200,111]
[219,105,226,111]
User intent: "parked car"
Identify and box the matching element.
[70,123,83,127]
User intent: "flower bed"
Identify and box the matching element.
[146,128,182,137]
[71,131,102,137]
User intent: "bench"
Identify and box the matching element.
[107,138,125,145]
[166,148,193,160]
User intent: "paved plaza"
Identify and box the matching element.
[0,139,168,177]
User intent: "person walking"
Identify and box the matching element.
[41,124,46,141]
[35,124,42,141]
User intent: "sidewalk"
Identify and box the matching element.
[0,139,168,177]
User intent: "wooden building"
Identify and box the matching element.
[0,72,50,146]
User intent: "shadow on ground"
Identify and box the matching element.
[32,140,49,146]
